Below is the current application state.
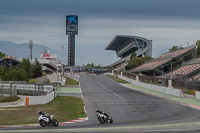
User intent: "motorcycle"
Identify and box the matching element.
[96,110,113,124]
[38,114,59,127]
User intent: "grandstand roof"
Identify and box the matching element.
[105,35,150,51]
[130,45,196,73]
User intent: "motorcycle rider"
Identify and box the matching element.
[96,109,109,122]
[38,110,52,122]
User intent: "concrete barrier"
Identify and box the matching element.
[103,73,114,76]
[24,92,55,106]
[195,91,200,100]
[118,75,183,97]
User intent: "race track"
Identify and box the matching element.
[78,75,200,126]
[1,75,200,133]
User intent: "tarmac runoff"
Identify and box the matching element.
[57,87,81,98]
[121,83,200,110]
[58,87,81,93]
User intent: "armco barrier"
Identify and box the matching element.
[118,75,183,97]
[24,92,54,106]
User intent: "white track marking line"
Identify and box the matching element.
[78,76,88,120]
[80,76,126,101]
[97,81,126,101]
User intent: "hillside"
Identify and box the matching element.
[0,41,62,61]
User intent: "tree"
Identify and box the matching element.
[0,51,6,58]
[196,40,200,57]
[2,67,28,81]
[20,58,32,80]
[169,45,183,52]
[32,59,43,78]
[125,56,152,70]
[86,63,95,68]
[0,66,4,80]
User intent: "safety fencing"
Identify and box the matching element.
[0,82,54,96]
[0,84,17,96]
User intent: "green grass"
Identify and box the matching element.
[63,76,79,86]
[0,96,86,125]
[105,75,129,83]
[29,78,36,83]
[0,96,20,103]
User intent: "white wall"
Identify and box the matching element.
[25,92,55,106]
[103,73,114,76]
[118,75,183,97]
[195,91,200,100]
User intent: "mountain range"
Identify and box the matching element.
[0,41,62,61]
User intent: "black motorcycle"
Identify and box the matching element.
[96,109,113,124]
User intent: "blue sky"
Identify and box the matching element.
[1,0,200,66]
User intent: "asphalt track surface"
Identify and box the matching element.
[2,75,200,133]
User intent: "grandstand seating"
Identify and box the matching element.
[130,46,196,74]
[190,73,200,80]
[133,58,171,72]
[165,64,200,77]
[111,54,132,71]
[182,57,200,66]
[165,57,200,78]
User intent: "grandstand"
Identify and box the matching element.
[105,35,152,72]
[129,45,196,76]
[37,59,58,73]
[166,57,200,78]
[0,56,21,67]
[38,50,60,73]
[191,73,200,80]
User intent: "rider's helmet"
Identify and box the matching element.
[38,110,43,115]
[96,109,100,112]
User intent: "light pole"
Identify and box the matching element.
[61,45,64,74]
[29,41,33,63]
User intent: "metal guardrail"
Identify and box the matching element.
[0,83,53,96]
[0,85,17,96]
